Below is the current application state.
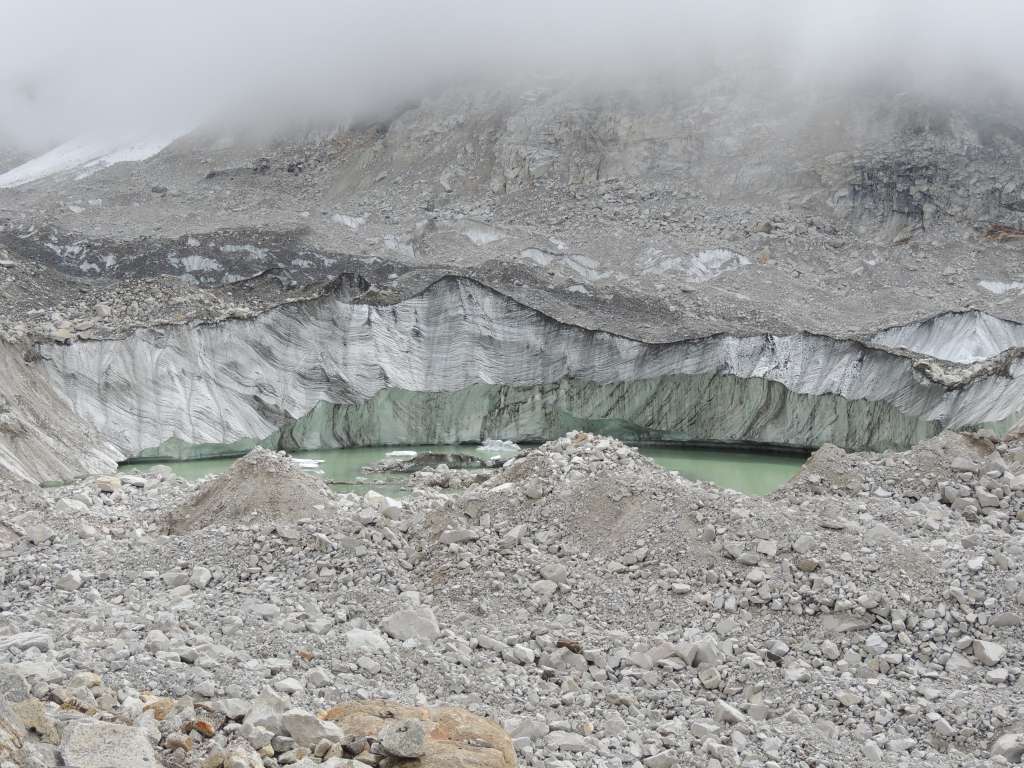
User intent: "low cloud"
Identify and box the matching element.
[2,0,1023,150]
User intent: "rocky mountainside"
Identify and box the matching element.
[2,74,1024,768]
[4,82,1024,340]
[2,83,1024,479]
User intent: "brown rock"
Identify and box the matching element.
[321,700,516,768]
[556,638,583,654]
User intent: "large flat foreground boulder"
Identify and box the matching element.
[321,700,516,768]
[60,720,159,768]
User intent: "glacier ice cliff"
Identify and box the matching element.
[0,343,123,482]
[31,276,1024,464]
[869,310,1024,364]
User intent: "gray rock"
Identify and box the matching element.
[973,639,1006,666]
[56,570,84,591]
[523,479,546,499]
[381,606,440,643]
[505,715,550,740]
[274,677,303,694]
[0,632,52,652]
[531,579,559,596]
[24,525,54,545]
[282,708,344,748]
[94,476,122,493]
[60,721,158,768]
[644,751,677,768]
[992,612,1022,627]
[243,687,288,733]
[864,523,897,545]
[209,698,252,720]
[190,566,213,588]
[344,628,389,653]
[379,718,427,758]
[439,528,478,544]
[539,563,569,583]
[992,732,1024,764]
[950,457,978,472]
[861,739,884,763]
[546,731,594,752]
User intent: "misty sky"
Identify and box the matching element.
[2,0,1023,150]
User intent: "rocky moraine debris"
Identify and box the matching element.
[0,432,1022,767]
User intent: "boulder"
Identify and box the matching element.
[281,708,344,747]
[321,700,516,768]
[992,732,1024,764]
[0,695,31,766]
[345,628,390,654]
[60,721,159,768]
[973,639,1006,666]
[381,606,441,643]
[379,718,427,758]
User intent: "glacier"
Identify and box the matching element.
[33,276,1024,463]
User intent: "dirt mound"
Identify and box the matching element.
[789,430,1003,500]
[167,447,332,534]
[425,432,702,560]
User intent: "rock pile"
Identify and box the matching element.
[0,431,1021,766]
[168,447,333,534]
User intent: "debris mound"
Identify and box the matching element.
[434,431,699,559]
[167,447,331,533]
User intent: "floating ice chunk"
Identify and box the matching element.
[290,457,324,469]
[477,438,520,452]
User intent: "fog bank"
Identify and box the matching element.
[2,0,1023,149]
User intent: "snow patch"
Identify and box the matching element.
[383,235,415,259]
[457,220,505,245]
[332,213,366,230]
[520,249,612,282]
[979,280,1024,295]
[0,133,184,188]
[181,255,222,273]
[219,244,269,260]
[641,248,751,282]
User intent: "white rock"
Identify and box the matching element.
[992,732,1024,763]
[546,731,594,752]
[345,628,390,654]
[190,566,213,588]
[281,708,343,747]
[56,570,84,591]
[381,606,441,643]
[973,639,1006,666]
[273,677,303,695]
[24,524,55,545]
[61,721,158,768]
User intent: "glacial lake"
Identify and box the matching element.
[123,443,805,496]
